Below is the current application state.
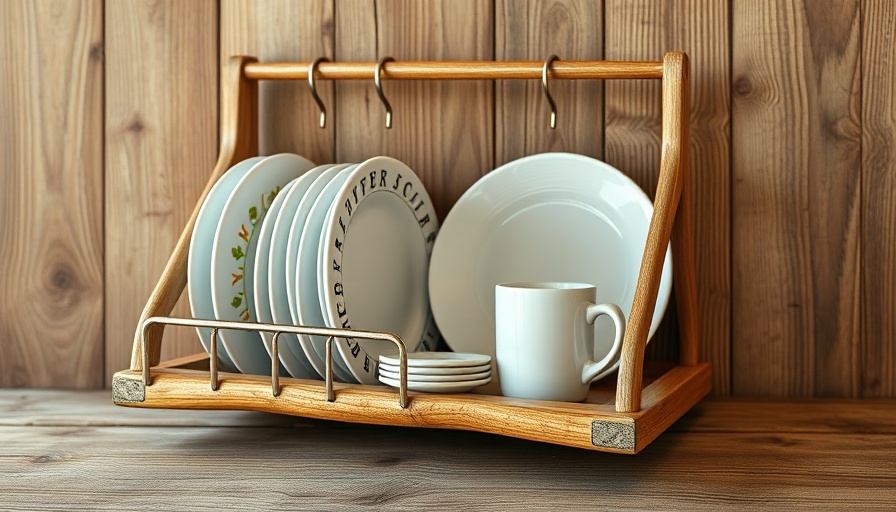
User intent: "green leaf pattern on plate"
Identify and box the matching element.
[230,185,282,321]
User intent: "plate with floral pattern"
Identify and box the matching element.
[188,156,263,370]
[210,153,316,375]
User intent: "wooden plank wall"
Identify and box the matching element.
[0,0,894,400]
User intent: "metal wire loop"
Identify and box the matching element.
[542,54,560,129]
[375,57,395,129]
[308,57,329,128]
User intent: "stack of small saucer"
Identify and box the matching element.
[377,352,492,393]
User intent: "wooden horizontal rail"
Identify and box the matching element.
[243,60,665,81]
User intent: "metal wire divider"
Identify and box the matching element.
[139,316,410,408]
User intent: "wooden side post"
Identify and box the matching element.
[130,56,259,371]
[616,52,689,413]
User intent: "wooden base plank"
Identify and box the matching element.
[111,361,711,454]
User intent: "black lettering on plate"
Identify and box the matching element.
[369,171,377,189]
[336,301,347,318]
[393,173,403,190]
[403,181,413,198]
[380,169,387,187]
[344,197,353,217]
[334,282,343,296]
[351,342,361,358]
[363,355,370,372]
[418,214,430,228]
[332,259,341,273]
[334,237,343,252]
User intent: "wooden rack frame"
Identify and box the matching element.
[113,52,710,454]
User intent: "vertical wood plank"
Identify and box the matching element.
[494,0,603,164]
[105,0,218,384]
[0,1,104,388]
[333,0,494,221]
[732,0,861,397]
[605,1,731,395]
[861,0,896,398]
[220,0,335,164]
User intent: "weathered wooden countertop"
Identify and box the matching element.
[2,390,895,510]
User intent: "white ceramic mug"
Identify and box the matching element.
[495,282,626,402]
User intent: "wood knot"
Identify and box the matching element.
[89,43,104,61]
[51,265,74,291]
[733,76,753,96]
[32,454,65,464]
[126,115,146,134]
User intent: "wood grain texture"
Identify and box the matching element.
[333,0,494,221]
[494,0,603,163]
[104,0,218,385]
[861,0,896,398]
[112,360,709,454]
[0,0,104,388]
[732,0,862,397]
[220,0,335,163]
[605,2,730,395]
[3,391,896,510]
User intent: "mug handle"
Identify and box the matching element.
[581,303,626,385]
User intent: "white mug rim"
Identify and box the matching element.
[497,281,594,291]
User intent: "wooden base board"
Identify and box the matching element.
[113,360,710,453]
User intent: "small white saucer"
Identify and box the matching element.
[378,367,491,383]
[378,374,492,393]
[379,352,491,368]
[377,362,492,376]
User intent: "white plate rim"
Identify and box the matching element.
[379,352,491,368]
[377,362,493,376]
[319,157,440,384]
[377,374,492,393]
[294,165,359,382]
[377,367,491,382]
[262,166,332,378]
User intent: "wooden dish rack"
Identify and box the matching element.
[112,52,710,454]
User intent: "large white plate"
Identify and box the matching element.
[260,165,330,378]
[428,152,673,376]
[319,157,440,385]
[210,153,316,375]
[295,165,359,382]
[188,156,263,370]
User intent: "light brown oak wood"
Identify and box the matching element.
[333,0,494,221]
[494,0,603,163]
[732,0,862,397]
[0,0,104,388]
[115,360,709,453]
[104,0,219,387]
[861,0,896,398]
[220,0,335,163]
[605,0,730,394]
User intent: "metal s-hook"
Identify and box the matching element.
[375,57,395,129]
[308,57,329,128]
[542,54,560,129]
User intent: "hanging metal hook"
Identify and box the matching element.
[308,57,329,128]
[375,56,395,129]
[542,54,560,129]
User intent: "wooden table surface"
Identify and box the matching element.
[2,390,895,510]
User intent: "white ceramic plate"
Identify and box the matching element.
[188,156,263,370]
[284,165,354,381]
[378,367,491,382]
[428,152,673,376]
[252,180,296,372]
[295,165,359,382]
[263,165,330,378]
[380,352,491,368]
[378,374,492,393]
[319,157,440,385]
[377,362,492,376]
[210,153,316,375]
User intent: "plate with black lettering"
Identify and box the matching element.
[428,152,673,378]
[318,156,440,385]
